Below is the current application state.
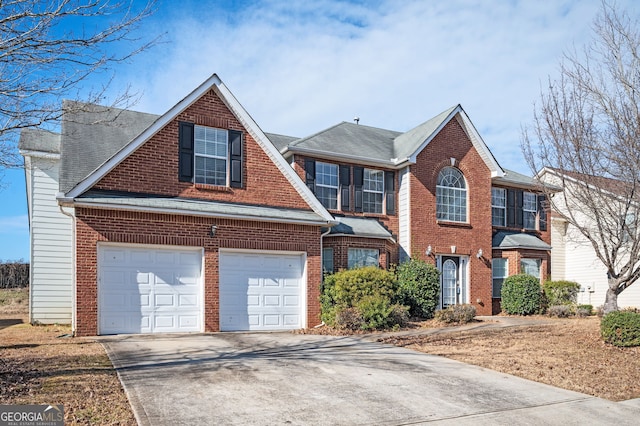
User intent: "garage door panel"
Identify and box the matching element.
[99,245,202,335]
[219,251,305,331]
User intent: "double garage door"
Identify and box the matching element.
[98,245,305,334]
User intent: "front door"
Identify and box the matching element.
[441,256,460,308]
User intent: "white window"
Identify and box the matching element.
[316,162,338,210]
[492,258,508,298]
[520,258,541,279]
[491,188,506,227]
[348,248,379,269]
[523,192,537,230]
[322,247,334,274]
[436,167,467,222]
[363,168,384,214]
[194,125,228,186]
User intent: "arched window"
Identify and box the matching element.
[436,167,467,222]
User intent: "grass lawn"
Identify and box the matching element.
[0,288,136,425]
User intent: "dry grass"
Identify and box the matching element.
[0,289,135,425]
[380,317,640,401]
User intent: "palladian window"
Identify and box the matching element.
[436,167,467,222]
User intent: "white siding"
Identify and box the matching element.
[550,218,566,281]
[26,157,73,324]
[398,166,411,262]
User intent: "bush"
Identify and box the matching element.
[435,304,477,324]
[547,305,572,318]
[396,259,440,318]
[576,304,593,317]
[543,280,580,306]
[501,274,542,315]
[601,310,640,347]
[321,267,407,330]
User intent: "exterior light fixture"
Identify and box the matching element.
[476,248,483,259]
[425,245,432,256]
[209,225,218,237]
[450,245,456,254]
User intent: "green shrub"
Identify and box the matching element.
[547,305,572,318]
[501,274,542,315]
[435,304,477,324]
[320,266,406,330]
[576,304,593,317]
[396,259,440,318]
[543,280,580,306]
[601,310,640,347]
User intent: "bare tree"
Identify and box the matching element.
[0,0,159,169]
[522,2,640,313]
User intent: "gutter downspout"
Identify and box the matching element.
[58,202,77,336]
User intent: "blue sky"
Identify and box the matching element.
[1,0,638,262]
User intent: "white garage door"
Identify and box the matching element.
[98,244,203,335]
[219,251,305,331]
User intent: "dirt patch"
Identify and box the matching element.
[379,316,640,401]
[0,298,136,425]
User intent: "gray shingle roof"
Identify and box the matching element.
[393,105,457,160]
[288,122,400,163]
[323,216,394,240]
[493,168,540,189]
[18,128,61,154]
[77,191,328,224]
[492,231,551,250]
[265,132,299,152]
[60,101,159,193]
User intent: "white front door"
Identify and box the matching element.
[439,255,468,308]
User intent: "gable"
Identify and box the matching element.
[91,88,310,210]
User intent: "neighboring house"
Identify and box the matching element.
[20,74,551,336]
[539,168,640,308]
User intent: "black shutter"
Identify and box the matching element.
[354,166,364,212]
[516,190,524,228]
[178,122,194,182]
[385,171,395,215]
[228,130,243,188]
[305,159,316,192]
[538,194,547,231]
[507,189,516,227]
[340,165,350,210]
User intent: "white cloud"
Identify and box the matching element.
[119,0,638,174]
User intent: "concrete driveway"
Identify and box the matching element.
[102,332,639,425]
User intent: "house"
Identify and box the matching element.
[20,74,552,336]
[539,168,640,309]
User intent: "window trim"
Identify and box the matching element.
[523,191,537,230]
[315,161,339,210]
[363,168,384,214]
[436,167,468,223]
[194,125,229,186]
[492,258,508,298]
[491,187,506,227]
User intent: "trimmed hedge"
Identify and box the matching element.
[396,259,440,318]
[501,274,542,315]
[320,266,407,330]
[601,310,640,347]
[543,280,580,306]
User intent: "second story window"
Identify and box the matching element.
[363,168,384,213]
[523,192,537,230]
[436,167,467,222]
[492,188,506,227]
[316,162,338,210]
[194,125,228,186]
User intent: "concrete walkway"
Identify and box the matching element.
[101,318,640,425]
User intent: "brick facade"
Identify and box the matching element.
[408,118,494,315]
[75,207,322,336]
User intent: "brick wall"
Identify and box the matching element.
[408,118,494,315]
[323,236,397,271]
[94,88,310,210]
[75,207,322,336]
